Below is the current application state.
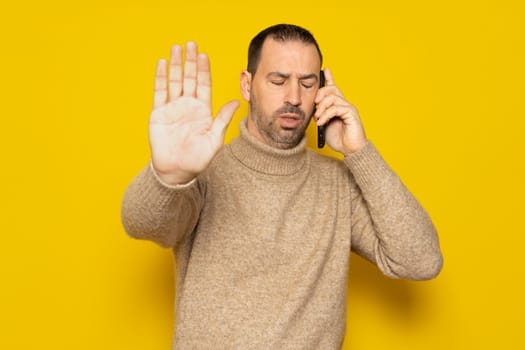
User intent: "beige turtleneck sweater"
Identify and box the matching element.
[121,119,442,349]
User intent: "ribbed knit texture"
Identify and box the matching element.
[121,119,442,349]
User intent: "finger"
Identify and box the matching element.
[168,45,183,101]
[323,67,336,86]
[317,104,354,126]
[212,100,240,137]
[315,92,351,121]
[154,59,168,108]
[314,93,338,118]
[315,70,344,104]
[183,41,198,97]
[197,53,212,105]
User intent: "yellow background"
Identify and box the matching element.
[1,0,524,348]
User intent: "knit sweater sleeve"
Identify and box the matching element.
[121,163,205,248]
[344,142,443,280]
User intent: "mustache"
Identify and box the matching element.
[273,104,306,119]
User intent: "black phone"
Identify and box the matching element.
[317,70,326,148]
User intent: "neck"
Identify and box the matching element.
[228,119,308,176]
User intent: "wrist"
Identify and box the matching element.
[150,163,196,186]
[342,139,368,156]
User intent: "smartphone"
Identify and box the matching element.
[317,70,326,148]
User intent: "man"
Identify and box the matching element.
[122,24,443,349]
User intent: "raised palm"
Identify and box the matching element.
[149,42,239,185]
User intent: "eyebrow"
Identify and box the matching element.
[267,72,319,81]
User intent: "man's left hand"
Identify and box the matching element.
[314,67,368,155]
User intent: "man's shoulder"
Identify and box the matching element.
[306,149,352,180]
[199,143,236,180]
[307,148,345,167]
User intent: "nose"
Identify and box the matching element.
[284,82,302,106]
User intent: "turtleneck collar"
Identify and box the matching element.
[227,119,308,176]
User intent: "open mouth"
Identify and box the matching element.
[279,113,301,129]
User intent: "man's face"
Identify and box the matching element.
[244,38,321,149]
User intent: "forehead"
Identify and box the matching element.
[258,38,321,73]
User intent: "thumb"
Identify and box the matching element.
[212,100,240,137]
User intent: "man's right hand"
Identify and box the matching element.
[149,42,239,185]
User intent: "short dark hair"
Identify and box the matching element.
[247,24,323,75]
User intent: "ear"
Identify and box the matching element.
[240,70,252,102]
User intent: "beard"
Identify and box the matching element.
[249,92,312,149]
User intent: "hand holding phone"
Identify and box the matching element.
[314,68,368,154]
